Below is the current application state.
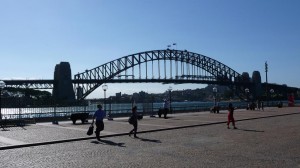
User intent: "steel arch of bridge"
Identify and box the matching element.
[74,49,242,100]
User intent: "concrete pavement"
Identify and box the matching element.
[0,106,300,167]
[0,106,299,149]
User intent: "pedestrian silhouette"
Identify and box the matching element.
[92,104,106,141]
[129,106,138,138]
[227,103,237,129]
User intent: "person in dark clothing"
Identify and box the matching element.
[129,106,138,138]
[227,103,237,129]
[261,101,264,111]
[163,99,170,119]
[92,104,106,141]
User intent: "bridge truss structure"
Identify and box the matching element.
[3,80,54,89]
[74,49,244,100]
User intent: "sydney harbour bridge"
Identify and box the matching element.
[2,49,299,101]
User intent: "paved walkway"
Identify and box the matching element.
[1,106,299,150]
[0,106,300,167]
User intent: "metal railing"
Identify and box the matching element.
[0,100,296,125]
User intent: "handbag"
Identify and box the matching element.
[128,116,134,125]
[87,123,94,136]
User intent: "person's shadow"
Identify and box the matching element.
[236,128,264,133]
[135,137,162,143]
[91,139,126,147]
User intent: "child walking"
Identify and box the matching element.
[227,103,237,129]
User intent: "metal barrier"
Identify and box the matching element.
[1,101,289,124]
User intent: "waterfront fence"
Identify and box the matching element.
[0,100,293,122]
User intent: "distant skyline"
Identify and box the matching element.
[1,0,300,98]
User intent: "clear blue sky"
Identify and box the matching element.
[1,0,299,98]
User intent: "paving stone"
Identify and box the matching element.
[0,107,299,167]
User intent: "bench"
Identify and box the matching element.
[158,108,168,118]
[70,113,89,124]
[210,106,220,113]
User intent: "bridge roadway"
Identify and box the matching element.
[0,106,300,167]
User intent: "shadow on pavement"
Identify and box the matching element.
[1,128,10,131]
[91,139,126,147]
[135,137,162,143]
[237,128,264,133]
[1,126,27,131]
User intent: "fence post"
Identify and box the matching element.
[52,104,58,124]
[18,108,24,126]
[150,96,155,117]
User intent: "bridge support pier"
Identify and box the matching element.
[52,62,75,104]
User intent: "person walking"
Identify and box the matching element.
[129,106,138,138]
[261,101,264,111]
[257,100,261,110]
[92,104,106,141]
[227,103,237,129]
[163,99,170,119]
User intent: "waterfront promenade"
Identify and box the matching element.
[0,106,300,167]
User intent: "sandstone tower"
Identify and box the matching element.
[52,62,75,102]
[252,71,262,100]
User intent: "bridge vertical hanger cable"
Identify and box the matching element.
[199,61,202,79]
[145,53,148,79]
[139,54,141,79]
[131,55,134,79]
[205,61,207,78]
[192,58,195,79]
[194,57,197,79]
[125,56,128,79]
[158,54,161,79]
[164,50,167,79]
[110,62,112,79]
[170,51,172,79]
[186,52,189,79]
[175,51,178,79]
[181,52,184,78]
[152,54,154,79]
[117,60,121,79]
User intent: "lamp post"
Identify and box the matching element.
[52,104,59,125]
[0,81,5,121]
[245,88,250,110]
[102,84,112,120]
[213,87,218,113]
[168,86,172,113]
[102,84,108,109]
[265,61,269,106]
[150,96,155,117]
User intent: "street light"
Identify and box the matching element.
[213,87,217,105]
[0,81,5,121]
[265,61,269,106]
[168,86,172,113]
[212,86,218,113]
[102,84,112,120]
[245,88,250,101]
[102,84,108,109]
